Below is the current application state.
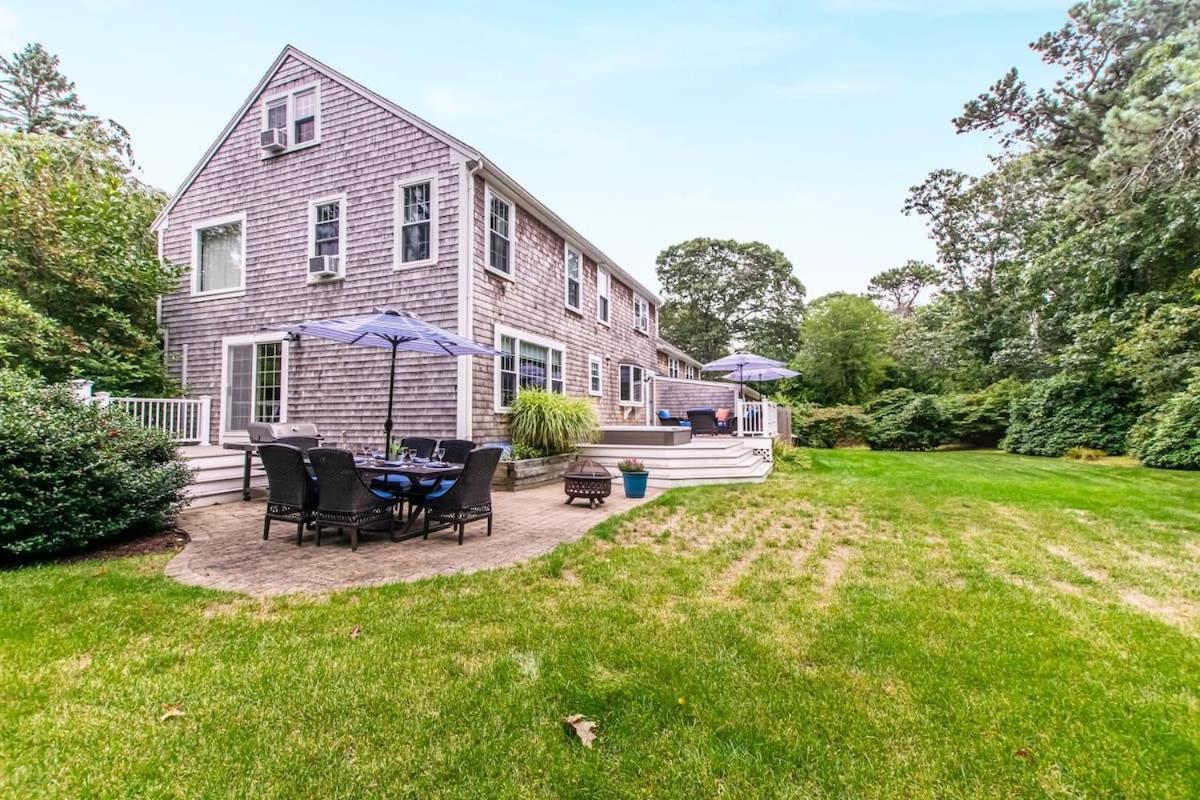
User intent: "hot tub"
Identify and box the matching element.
[597,426,692,446]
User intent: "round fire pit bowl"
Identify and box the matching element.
[562,458,614,509]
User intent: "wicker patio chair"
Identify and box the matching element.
[687,408,720,435]
[401,437,437,458]
[308,447,399,552]
[258,443,319,546]
[274,435,320,452]
[437,439,475,464]
[419,446,503,545]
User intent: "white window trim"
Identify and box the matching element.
[596,266,612,327]
[588,354,603,397]
[686,364,697,381]
[633,293,651,335]
[259,81,322,157]
[564,242,583,314]
[618,363,646,407]
[218,331,289,445]
[393,173,439,270]
[306,192,347,283]
[493,323,566,412]
[667,357,680,379]
[483,184,517,282]
[190,212,247,299]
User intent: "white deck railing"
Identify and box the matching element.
[734,398,779,438]
[108,396,212,445]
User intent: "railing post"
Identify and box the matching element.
[198,395,212,446]
[94,391,111,409]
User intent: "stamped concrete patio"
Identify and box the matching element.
[166,483,657,596]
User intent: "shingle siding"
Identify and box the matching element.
[159,55,463,445]
[469,174,659,444]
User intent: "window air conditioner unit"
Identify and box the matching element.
[308,255,339,277]
[260,128,287,152]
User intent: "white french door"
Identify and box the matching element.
[220,334,288,441]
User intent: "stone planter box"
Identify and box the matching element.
[492,453,577,492]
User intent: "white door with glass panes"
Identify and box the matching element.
[220,335,288,441]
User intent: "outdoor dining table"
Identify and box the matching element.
[350,458,464,541]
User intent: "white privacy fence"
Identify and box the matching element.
[70,382,212,445]
[734,398,779,438]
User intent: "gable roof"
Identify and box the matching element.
[152,44,661,305]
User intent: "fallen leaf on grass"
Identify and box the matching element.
[1015,747,1033,760]
[350,625,362,639]
[159,705,185,722]
[563,714,597,748]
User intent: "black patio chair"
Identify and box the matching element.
[401,437,437,458]
[687,408,720,435]
[308,447,399,552]
[419,446,503,545]
[258,443,319,546]
[437,438,475,464]
[274,435,320,452]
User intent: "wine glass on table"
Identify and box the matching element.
[433,445,445,464]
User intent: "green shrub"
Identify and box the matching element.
[505,442,546,461]
[1065,447,1107,461]
[1003,372,1138,457]
[0,370,191,558]
[772,438,811,470]
[507,389,598,456]
[940,379,1021,448]
[865,389,949,451]
[792,405,871,448]
[1128,375,1200,469]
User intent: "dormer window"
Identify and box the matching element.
[261,83,321,155]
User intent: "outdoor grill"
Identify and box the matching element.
[562,458,613,509]
[247,421,322,443]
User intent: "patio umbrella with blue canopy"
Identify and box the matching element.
[701,352,784,399]
[718,365,799,383]
[270,309,501,450]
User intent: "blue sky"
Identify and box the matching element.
[0,0,1066,298]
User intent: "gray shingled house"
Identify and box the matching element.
[154,45,697,448]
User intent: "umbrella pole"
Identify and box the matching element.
[384,341,398,454]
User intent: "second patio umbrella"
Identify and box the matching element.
[701,352,784,399]
[270,309,501,450]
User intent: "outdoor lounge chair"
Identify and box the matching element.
[437,439,475,464]
[308,447,399,552]
[418,446,502,545]
[657,409,689,427]
[687,408,720,435]
[258,443,319,546]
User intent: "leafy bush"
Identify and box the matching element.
[507,389,598,456]
[1065,447,1107,461]
[1128,375,1200,469]
[0,370,191,558]
[865,389,949,451]
[1003,372,1139,457]
[792,405,871,448]
[939,379,1021,448]
[504,442,546,462]
[772,438,811,469]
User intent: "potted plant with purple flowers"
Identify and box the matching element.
[617,458,649,498]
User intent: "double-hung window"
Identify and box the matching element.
[667,357,680,378]
[564,244,582,312]
[193,214,245,295]
[588,355,603,396]
[633,294,650,334]
[486,188,515,277]
[395,175,437,267]
[596,267,611,325]
[619,364,645,406]
[686,365,696,380]
[496,327,565,410]
[260,83,320,153]
[307,195,345,277]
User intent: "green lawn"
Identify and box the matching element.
[2,450,1199,798]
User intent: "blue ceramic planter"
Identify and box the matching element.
[621,470,649,498]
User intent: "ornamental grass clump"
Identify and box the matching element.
[0,370,192,558]
[507,389,598,457]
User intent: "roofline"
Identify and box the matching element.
[654,337,702,367]
[473,158,661,305]
[150,45,662,307]
[153,45,480,231]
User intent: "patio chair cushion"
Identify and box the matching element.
[372,488,397,500]
[371,474,413,490]
[715,408,732,421]
[424,479,458,500]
